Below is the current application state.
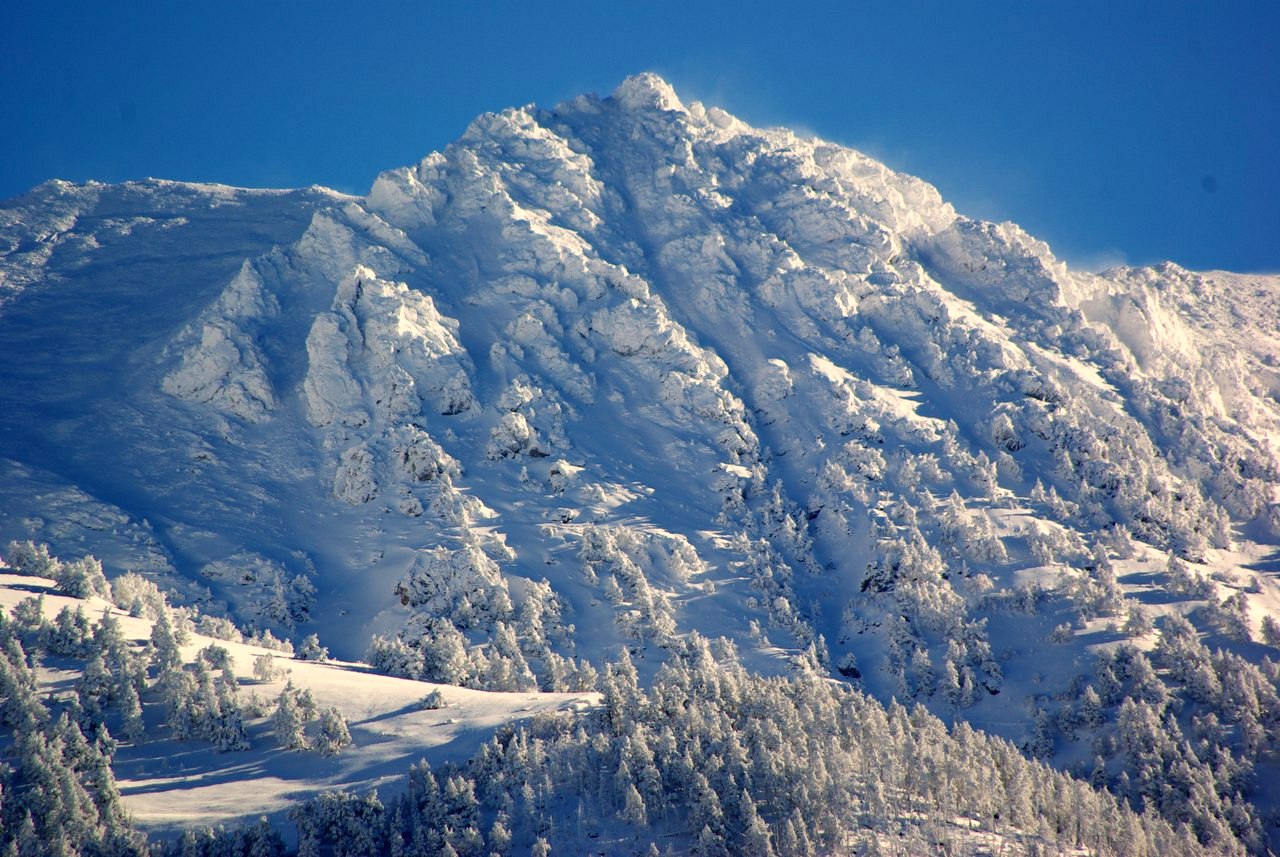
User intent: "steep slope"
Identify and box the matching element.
[3,74,1280,849]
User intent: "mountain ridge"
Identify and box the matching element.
[3,72,1280,850]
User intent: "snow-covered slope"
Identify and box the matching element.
[3,73,1280,850]
[0,569,593,839]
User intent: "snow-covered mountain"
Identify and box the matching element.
[4,73,1280,851]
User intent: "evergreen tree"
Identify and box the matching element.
[214,678,250,752]
[315,707,352,756]
[75,652,113,727]
[1261,615,1280,648]
[149,608,185,672]
[54,555,110,600]
[488,817,512,856]
[253,653,285,682]
[48,605,94,657]
[420,619,471,686]
[5,540,60,577]
[366,634,424,680]
[483,622,536,692]
[297,633,329,662]
[272,684,308,750]
[157,662,198,740]
[1080,685,1103,728]
[245,816,286,857]
[621,782,647,826]
[9,595,49,652]
[117,679,145,744]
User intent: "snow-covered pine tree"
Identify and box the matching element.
[272,683,308,750]
[315,707,353,756]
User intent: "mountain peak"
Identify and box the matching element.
[610,72,685,113]
[3,74,1280,853]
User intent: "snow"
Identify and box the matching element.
[0,573,595,836]
[611,72,686,113]
[3,72,1280,845]
[162,260,281,422]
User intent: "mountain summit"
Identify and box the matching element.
[3,73,1279,849]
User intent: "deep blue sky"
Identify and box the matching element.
[3,2,1277,272]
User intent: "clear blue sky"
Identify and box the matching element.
[3,1,1277,272]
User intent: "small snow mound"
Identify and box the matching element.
[611,73,685,113]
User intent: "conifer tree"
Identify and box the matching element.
[48,605,94,657]
[272,684,308,750]
[621,782,647,827]
[488,817,512,856]
[214,678,250,752]
[117,678,145,744]
[75,652,113,727]
[420,619,471,686]
[297,633,329,662]
[10,594,48,649]
[54,555,110,600]
[149,607,184,672]
[1261,615,1280,648]
[316,707,352,756]
[253,653,285,682]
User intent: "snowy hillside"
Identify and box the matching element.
[0,564,593,838]
[3,74,1280,852]
[0,548,1218,856]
